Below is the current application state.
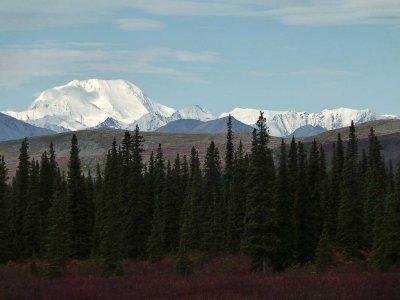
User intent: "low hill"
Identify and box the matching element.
[0,119,399,176]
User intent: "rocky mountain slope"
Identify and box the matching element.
[0,112,55,141]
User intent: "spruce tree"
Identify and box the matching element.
[92,164,103,257]
[99,139,124,276]
[241,112,278,271]
[22,159,41,258]
[164,155,184,253]
[287,137,298,217]
[38,143,59,251]
[295,141,313,264]
[147,195,165,262]
[225,115,236,253]
[13,138,30,258]
[202,141,226,254]
[227,140,247,253]
[307,139,322,253]
[183,147,203,250]
[274,139,294,270]
[176,203,193,275]
[0,156,12,263]
[129,125,147,258]
[325,143,340,241]
[378,162,400,268]
[365,128,386,251]
[338,121,364,259]
[46,180,70,277]
[67,134,91,258]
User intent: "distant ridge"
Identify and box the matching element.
[156,116,254,133]
[289,125,327,138]
[0,112,55,141]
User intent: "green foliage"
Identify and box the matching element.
[99,139,124,276]
[147,195,165,262]
[202,141,226,254]
[274,139,295,270]
[46,185,70,278]
[227,140,247,253]
[1,118,399,274]
[14,138,30,258]
[338,121,364,258]
[22,159,41,258]
[241,112,278,272]
[67,134,91,258]
[0,156,12,263]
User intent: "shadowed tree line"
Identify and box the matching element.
[0,113,399,277]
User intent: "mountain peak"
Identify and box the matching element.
[5,79,176,131]
[172,105,215,121]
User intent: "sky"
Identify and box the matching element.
[0,0,399,116]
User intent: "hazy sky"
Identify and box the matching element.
[1,0,399,116]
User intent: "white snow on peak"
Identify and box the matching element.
[220,107,379,137]
[3,79,397,135]
[5,79,176,131]
[172,105,215,121]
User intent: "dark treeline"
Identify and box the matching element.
[0,112,399,277]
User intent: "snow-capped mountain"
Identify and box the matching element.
[3,79,397,136]
[219,107,394,137]
[3,79,214,132]
[171,105,214,122]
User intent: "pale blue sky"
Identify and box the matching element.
[1,0,399,116]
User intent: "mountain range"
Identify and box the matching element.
[2,79,398,139]
[156,117,254,133]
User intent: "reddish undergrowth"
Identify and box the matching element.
[0,256,399,300]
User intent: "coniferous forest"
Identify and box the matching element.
[1,112,400,280]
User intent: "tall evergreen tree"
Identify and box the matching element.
[305,139,321,260]
[163,160,181,253]
[365,128,386,251]
[274,139,294,270]
[22,159,41,258]
[202,141,226,254]
[227,140,247,253]
[67,134,90,258]
[295,141,313,264]
[147,194,165,262]
[99,139,124,276]
[126,126,147,258]
[183,147,203,250]
[325,143,340,240]
[38,143,59,251]
[13,138,30,258]
[338,121,364,258]
[241,112,278,271]
[0,156,12,263]
[378,161,400,268]
[92,164,103,256]
[46,178,70,277]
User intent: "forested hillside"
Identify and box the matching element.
[0,113,399,278]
